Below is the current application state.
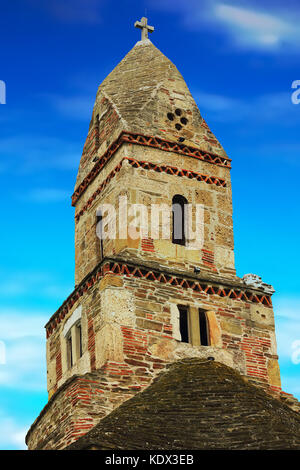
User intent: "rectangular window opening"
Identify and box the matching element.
[178,306,189,343]
[67,334,73,368]
[77,323,83,358]
[199,309,209,346]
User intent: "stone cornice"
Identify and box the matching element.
[45,256,272,338]
[72,131,231,207]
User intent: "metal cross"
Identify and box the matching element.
[134,17,154,41]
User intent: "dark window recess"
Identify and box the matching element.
[178,306,189,343]
[67,334,73,368]
[178,137,185,143]
[96,212,104,260]
[180,117,188,125]
[175,123,182,131]
[172,195,188,246]
[77,323,83,358]
[95,114,100,151]
[199,310,209,346]
[167,112,175,121]
[175,108,182,116]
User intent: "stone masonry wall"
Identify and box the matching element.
[33,259,289,450]
[27,264,298,449]
[74,142,235,285]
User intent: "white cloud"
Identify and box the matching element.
[0,135,81,173]
[0,271,73,301]
[0,309,48,340]
[150,0,300,51]
[193,90,299,125]
[214,4,297,49]
[0,310,48,391]
[49,94,95,120]
[193,92,242,112]
[0,412,29,450]
[273,297,300,364]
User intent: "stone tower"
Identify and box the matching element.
[26,20,291,450]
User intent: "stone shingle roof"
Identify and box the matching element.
[66,359,300,450]
[76,40,227,187]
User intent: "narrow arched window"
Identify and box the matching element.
[172,195,188,246]
[199,309,210,346]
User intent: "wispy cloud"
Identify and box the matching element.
[0,271,73,301]
[0,309,48,392]
[273,296,300,363]
[46,93,95,121]
[0,412,29,450]
[150,0,300,51]
[0,135,81,173]
[214,3,298,49]
[193,90,299,125]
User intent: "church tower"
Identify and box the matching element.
[26,19,290,450]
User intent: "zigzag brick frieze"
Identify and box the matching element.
[45,259,272,338]
[74,157,227,222]
[72,131,231,206]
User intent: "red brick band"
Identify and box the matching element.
[45,259,272,338]
[72,131,231,206]
[74,157,227,222]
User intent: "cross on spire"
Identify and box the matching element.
[134,17,154,42]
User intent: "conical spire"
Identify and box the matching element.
[76,40,227,188]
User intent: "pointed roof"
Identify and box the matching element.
[76,40,227,188]
[66,359,300,450]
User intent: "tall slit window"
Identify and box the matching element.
[96,210,104,260]
[172,195,188,246]
[67,332,73,368]
[199,309,210,346]
[178,306,189,343]
[76,322,83,359]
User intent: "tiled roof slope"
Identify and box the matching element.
[76,40,227,188]
[66,359,300,450]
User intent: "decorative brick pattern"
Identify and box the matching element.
[202,249,217,272]
[141,237,155,252]
[87,319,96,371]
[71,131,231,206]
[28,39,300,454]
[45,258,272,338]
[56,352,62,382]
[75,157,227,223]
[26,368,142,450]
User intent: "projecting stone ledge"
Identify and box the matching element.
[242,274,275,295]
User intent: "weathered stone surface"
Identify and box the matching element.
[27,29,297,453]
[267,358,281,387]
[99,273,124,290]
[76,41,227,190]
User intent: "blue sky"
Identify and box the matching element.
[0,0,300,450]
